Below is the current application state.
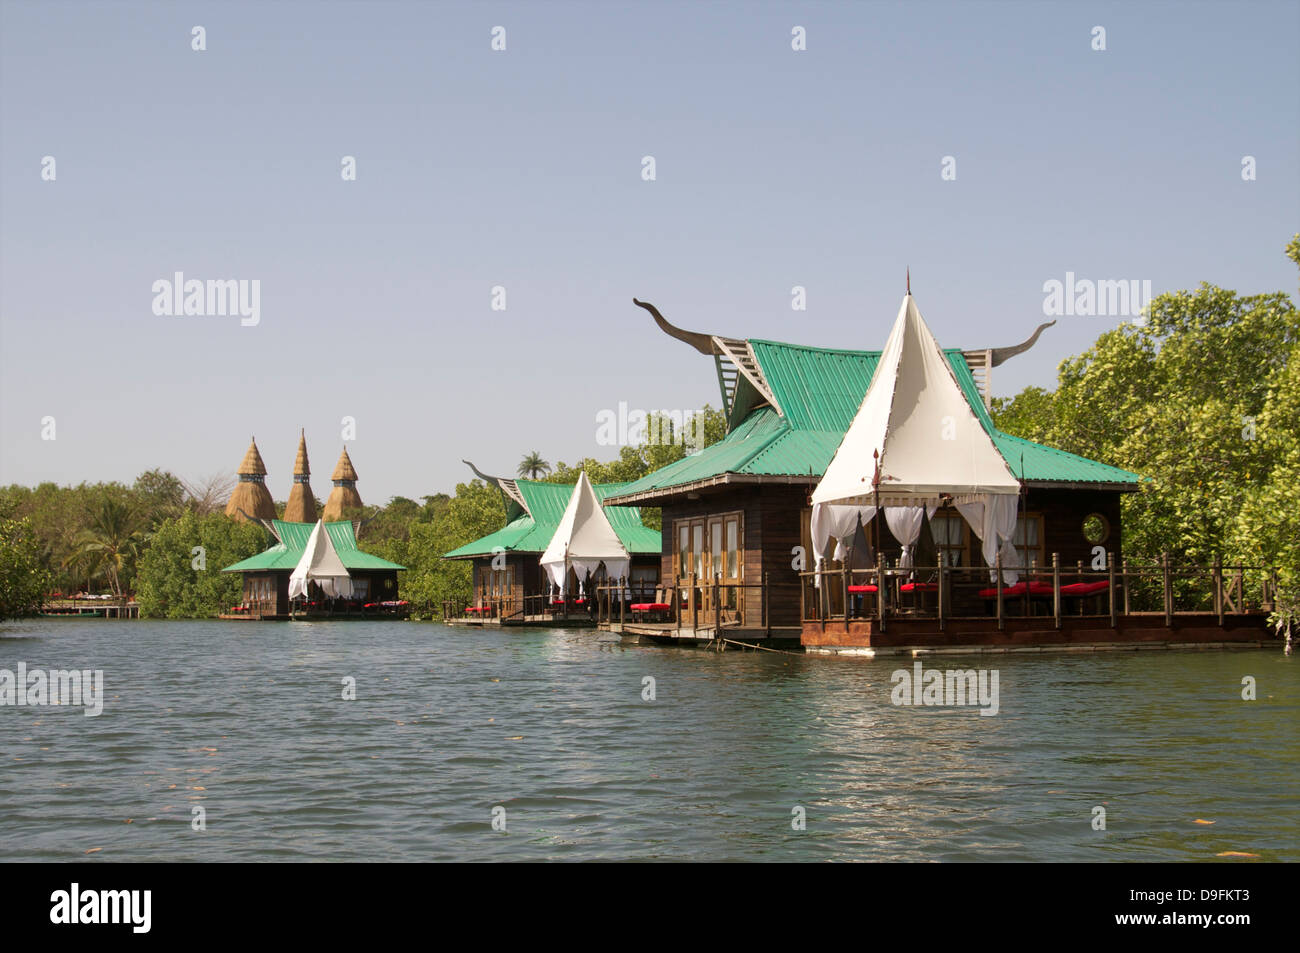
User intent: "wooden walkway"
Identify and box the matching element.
[41,599,139,619]
[601,621,804,647]
[446,613,598,628]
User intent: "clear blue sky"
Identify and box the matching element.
[2,0,1297,503]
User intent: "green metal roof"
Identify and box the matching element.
[607,339,1141,502]
[443,479,661,559]
[222,520,405,573]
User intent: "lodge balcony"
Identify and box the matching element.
[797,554,1282,654]
[445,583,664,628]
[587,556,1284,652]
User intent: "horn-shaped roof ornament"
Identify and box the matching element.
[632,298,715,355]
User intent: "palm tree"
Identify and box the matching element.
[66,495,142,597]
[517,452,551,480]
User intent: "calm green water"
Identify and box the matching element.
[1,619,1295,862]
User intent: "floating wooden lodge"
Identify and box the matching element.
[443,463,661,625]
[591,293,1278,652]
[219,434,404,619]
[221,519,405,620]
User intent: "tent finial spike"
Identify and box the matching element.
[906,267,911,296]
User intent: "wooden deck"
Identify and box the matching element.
[600,621,804,647]
[41,599,139,619]
[446,612,598,628]
[802,611,1277,655]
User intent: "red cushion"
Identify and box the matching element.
[979,581,1076,598]
[900,583,938,592]
[630,603,672,612]
[1061,580,1110,596]
[979,582,1048,598]
[847,585,878,593]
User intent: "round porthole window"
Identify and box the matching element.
[1082,513,1110,545]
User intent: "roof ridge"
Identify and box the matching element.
[749,337,969,358]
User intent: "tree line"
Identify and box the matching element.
[0,407,728,621]
[4,237,1296,631]
[991,236,1299,631]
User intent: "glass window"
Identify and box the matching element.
[711,523,722,580]
[1014,515,1044,567]
[931,513,965,566]
[726,519,739,579]
[693,524,704,578]
[678,524,689,581]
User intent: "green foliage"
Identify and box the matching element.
[67,490,145,597]
[517,452,551,479]
[993,236,1300,626]
[133,469,187,530]
[546,405,727,485]
[0,508,51,620]
[135,512,266,619]
[0,469,197,596]
[363,481,504,618]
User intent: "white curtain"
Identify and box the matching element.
[544,561,568,592]
[956,495,1021,584]
[811,503,877,564]
[884,506,935,569]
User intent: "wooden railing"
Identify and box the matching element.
[592,572,802,635]
[797,552,1281,630]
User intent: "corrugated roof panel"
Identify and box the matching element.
[604,408,791,497]
[443,481,661,558]
[223,520,405,572]
[606,337,1140,500]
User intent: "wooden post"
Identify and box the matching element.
[841,564,850,621]
[1108,551,1117,629]
[876,556,885,632]
[713,572,721,635]
[619,577,626,628]
[937,558,946,631]
[1213,556,1223,627]
[1052,552,1061,630]
[995,550,1004,631]
[820,561,829,621]
[1122,558,1131,616]
[691,572,698,633]
[1170,553,1180,629]
[764,570,770,635]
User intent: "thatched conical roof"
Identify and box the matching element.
[236,438,268,476]
[225,437,276,523]
[293,430,311,476]
[323,484,363,521]
[284,430,318,523]
[331,447,359,482]
[324,447,362,521]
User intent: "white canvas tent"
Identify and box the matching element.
[539,471,630,597]
[810,294,1023,581]
[288,519,355,600]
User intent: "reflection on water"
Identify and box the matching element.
[0,619,1295,861]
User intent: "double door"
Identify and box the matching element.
[675,514,742,623]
